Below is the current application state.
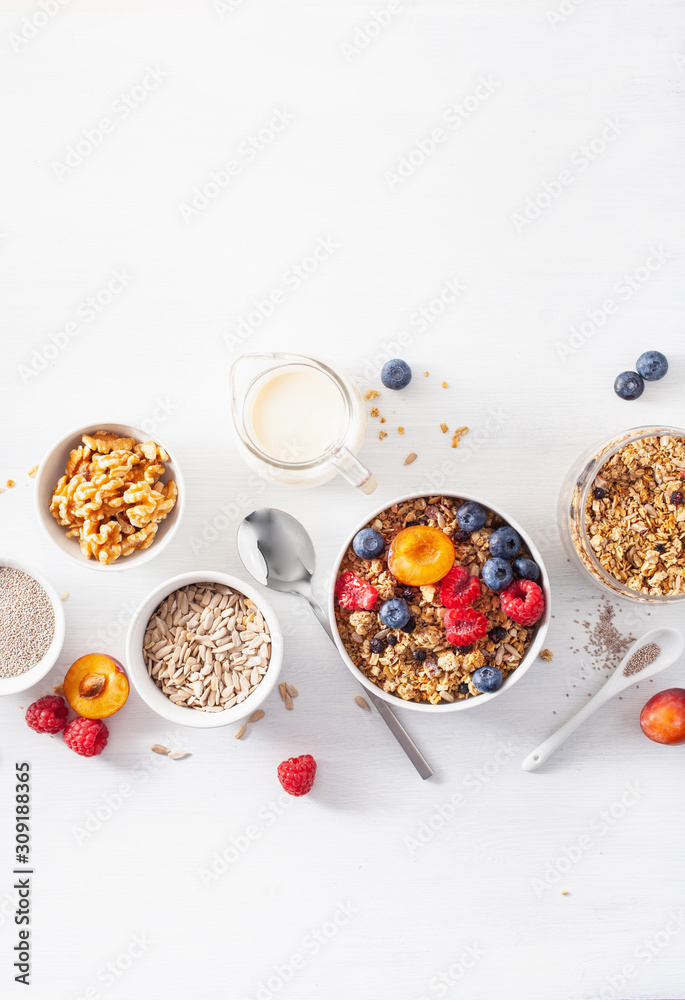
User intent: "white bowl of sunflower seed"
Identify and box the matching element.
[126,571,283,728]
[34,422,184,571]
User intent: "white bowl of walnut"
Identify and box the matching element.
[329,492,551,713]
[35,422,184,571]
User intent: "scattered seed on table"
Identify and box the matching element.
[284,692,294,711]
[355,695,371,711]
[404,452,417,466]
[249,710,265,723]
[168,750,190,760]
[285,683,298,698]
[151,744,170,755]
[234,723,247,740]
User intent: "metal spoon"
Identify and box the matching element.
[237,508,433,779]
[522,627,684,772]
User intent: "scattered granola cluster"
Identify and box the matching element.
[49,430,178,564]
[334,495,545,704]
[579,434,685,596]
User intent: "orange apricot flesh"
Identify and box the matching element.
[64,653,129,719]
[387,525,455,586]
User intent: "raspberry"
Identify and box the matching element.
[25,695,69,735]
[443,607,488,646]
[439,566,480,609]
[335,571,377,611]
[277,754,316,797]
[63,718,109,757]
[500,579,545,626]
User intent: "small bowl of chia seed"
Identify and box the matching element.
[0,557,65,696]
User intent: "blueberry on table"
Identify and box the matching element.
[472,666,503,693]
[489,526,521,560]
[512,557,540,581]
[636,350,668,382]
[614,371,644,400]
[456,501,487,533]
[381,359,412,390]
[352,527,385,560]
[378,597,411,629]
[482,557,514,592]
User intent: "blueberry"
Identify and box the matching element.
[614,371,644,400]
[458,682,471,695]
[457,645,472,654]
[402,587,415,601]
[453,530,471,542]
[472,666,503,693]
[381,358,412,390]
[401,617,417,633]
[413,649,427,661]
[378,598,410,629]
[489,526,521,560]
[655,543,666,554]
[636,350,669,382]
[482,557,514,592]
[456,501,487,533]
[386,635,398,647]
[352,528,385,560]
[488,626,506,642]
[512,557,540,581]
[369,637,386,653]
[593,487,606,500]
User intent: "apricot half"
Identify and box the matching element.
[64,654,129,719]
[387,525,455,586]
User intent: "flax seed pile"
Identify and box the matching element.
[334,495,542,704]
[580,434,685,596]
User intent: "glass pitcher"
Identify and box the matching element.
[230,353,378,494]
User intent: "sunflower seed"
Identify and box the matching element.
[168,750,190,760]
[234,723,247,739]
[248,710,265,723]
[355,696,371,711]
[151,744,170,755]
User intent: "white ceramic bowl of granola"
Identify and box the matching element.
[329,491,551,713]
[0,556,66,696]
[125,570,283,728]
[34,421,185,572]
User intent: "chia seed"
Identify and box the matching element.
[623,642,660,677]
[0,567,55,678]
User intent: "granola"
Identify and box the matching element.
[334,495,543,704]
[578,434,685,597]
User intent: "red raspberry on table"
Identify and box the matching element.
[25,695,69,735]
[335,571,378,611]
[500,579,545,626]
[277,754,316,796]
[443,607,488,646]
[63,718,109,757]
[439,566,480,609]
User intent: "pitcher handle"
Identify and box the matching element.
[329,446,378,495]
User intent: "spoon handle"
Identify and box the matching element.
[305,589,434,780]
[522,683,616,772]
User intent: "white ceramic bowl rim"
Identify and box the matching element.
[34,420,185,572]
[0,556,66,695]
[125,570,283,728]
[328,490,552,713]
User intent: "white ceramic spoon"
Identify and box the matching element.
[522,627,684,772]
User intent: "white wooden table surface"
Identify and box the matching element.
[1,3,684,998]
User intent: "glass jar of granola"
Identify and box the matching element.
[558,426,685,603]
